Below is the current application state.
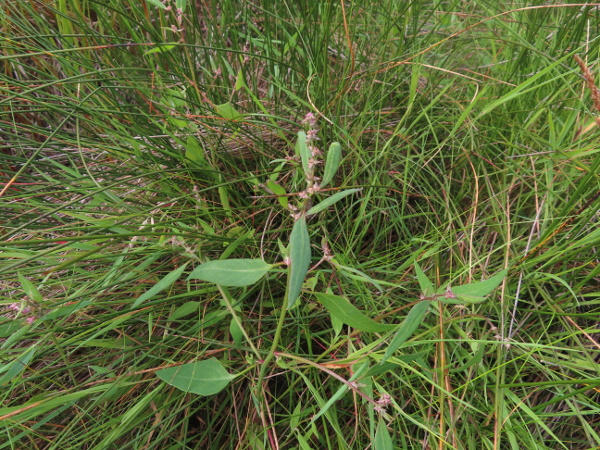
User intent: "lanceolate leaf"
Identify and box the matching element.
[374,417,394,450]
[380,300,431,365]
[266,180,288,209]
[414,260,434,296]
[132,262,190,309]
[307,188,362,215]
[295,131,310,175]
[188,259,272,286]
[439,270,507,304]
[288,216,311,307]
[156,359,235,396]
[215,102,244,120]
[450,269,507,297]
[314,293,395,332]
[321,142,342,188]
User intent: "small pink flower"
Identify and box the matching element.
[306,129,320,143]
[307,184,320,195]
[301,112,317,128]
[308,158,322,169]
[26,317,35,325]
[310,146,322,157]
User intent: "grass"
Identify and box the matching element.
[1,0,599,448]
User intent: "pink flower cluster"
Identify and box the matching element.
[7,302,36,325]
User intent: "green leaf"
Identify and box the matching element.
[168,301,200,321]
[314,293,395,332]
[450,269,507,297]
[131,262,189,309]
[156,359,235,396]
[175,0,187,11]
[307,188,362,215]
[188,259,272,287]
[321,142,342,188]
[18,273,42,302]
[215,102,243,120]
[143,44,176,56]
[146,0,167,9]
[229,318,243,348]
[374,417,394,450]
[380,300,431,365]
[288,216,311,307]
[414,260,434,296]
[295,131,310,175]
[266,180,288,209]
[184,136,205,165]
[0,346,36,385]
[0,321,23,338]
[439,270,507,304]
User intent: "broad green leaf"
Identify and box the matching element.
[146,0,167,9]
[131,262,189,309]
[215,102,243,120]
[266,180,288,209]
[168,301,200,321]
[0,321,23,338]
[234,69,246,91]
[184,136,205,165]
[0,346,36,385]
[229,318,243,348]
[321,142,342,188]
[175,0,187,11]
[156,358,235,396]
[18,273,42,302]
[380,300,431,365]
[450,269,507,297]
[374,417,394,450]
[295,131,310,175]
[307,188,362,215]
[414,260,434,296]
[188,259,272,286]
[288,216,311,307]
[143,44,176,56]
[314,293,395,332]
